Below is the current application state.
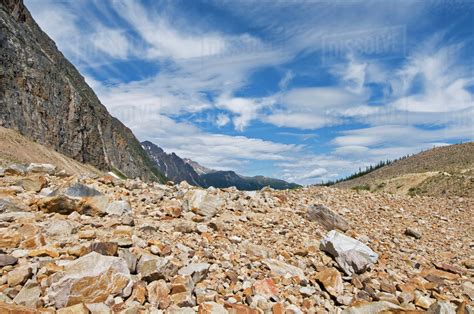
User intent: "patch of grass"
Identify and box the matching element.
[352,184,371,192]
[111,166,128,180]
[407,187,421,197]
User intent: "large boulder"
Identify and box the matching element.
[3,164,27,176]
[307,204,350,232]
[38,183,114,216]
[320,230,378,275]
[46,252,132,309]
[26,163,56,175]
[14,175,48,192]
[182,189,224,218]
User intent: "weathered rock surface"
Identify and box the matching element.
[46,252,132,308]
[315,268,343,297]
[0,162,472,313]
[307,204,350,231]
[320,230,378,275]
[183,189,224,218]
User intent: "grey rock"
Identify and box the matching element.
[50,182,102,198]
[178,263,210,284]
[3,164,26,176]
[13,279,41,308]
[405,227,422,239]
[106,200,132,216]
[0,211,35,223]
[307,204,350,232]
[320,230,378,275]
[26,163,56,175]
[118,249,137,274]
[0,198,25,213]
[427,301,456,314]
[47,219,78,236]
[0,254,18,267]
[46,252,132,309]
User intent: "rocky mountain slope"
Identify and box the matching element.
[0,0,166,182]
[142,141,202,187]
[0,126,102,177]
[0,163,472,313]
[335,142,474,197]
[142,141,300,190]
[199,170,301,191]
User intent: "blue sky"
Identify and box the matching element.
[25,0,474,184]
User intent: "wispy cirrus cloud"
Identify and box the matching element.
[25,0,473,184]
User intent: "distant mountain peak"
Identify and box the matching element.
[183,158,215,176]
[143,141,301,190]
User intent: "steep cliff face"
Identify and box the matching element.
[0,0,166,182]
[141,141,202,186]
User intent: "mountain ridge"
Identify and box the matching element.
[142,140,301,190]
[334,142,474,197]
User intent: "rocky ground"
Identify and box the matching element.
[0,163,472,313]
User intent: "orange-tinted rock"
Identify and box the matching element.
[20,234,46,249]
[128,281,147,305]
[147,279,170,309]
[56,303,90,314]
[28,248,60,258]
[15,175,47,192]
[272,303,285,314]
[252,278,278,297]
[0,232,21,249]
[37,196,79,215]
[421,268,460,281]
[315,267,344,297]
[224,303,259,314]
[0,301,36,313]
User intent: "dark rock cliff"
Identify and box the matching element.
[141,141,202,186]
[0,0,166,182]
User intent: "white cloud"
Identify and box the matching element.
[278,70,294,90]
[133,115,301,172]
[389,44,473,113]
[215,114,230,127]
[111,0,227,60]
[215,95,276,131]
[332,124,474,149]
[280,87,367,111]
[264,112,339,130]
[91,27,131,59]
[298,168,329,180]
